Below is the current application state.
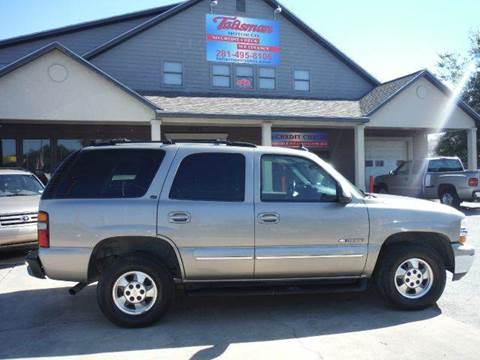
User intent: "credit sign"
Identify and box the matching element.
[272,132,329,149]
[206,14,280,66]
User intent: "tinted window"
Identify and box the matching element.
[261,155,337,202]
[428,159,463,172]
[396,161,411,175]
[170,153,245,202]
[23,139,51,173]
[50,149,164,199]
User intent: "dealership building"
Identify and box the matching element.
[0,0,478,189]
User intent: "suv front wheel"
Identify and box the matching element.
[376,244,446,310]
[97,256,174,327]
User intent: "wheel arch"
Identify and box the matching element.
[88,236,185,282]
[374,231,455,274]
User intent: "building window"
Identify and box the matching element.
[163,62,183,86]
[23,139,51,173]
[0,139,17,167]
[259,67,276,90]
[57,139,84,165]
[236,0,246,12]
[294,70,310,91]
[212,64,231,88]
[235,66,254,89]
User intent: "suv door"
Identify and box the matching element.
[254,153,369,278]
[157,148,254,280]
[389,161,412,195]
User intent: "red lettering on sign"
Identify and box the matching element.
[213,16,273,33]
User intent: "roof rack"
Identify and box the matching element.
[90,138,257,148]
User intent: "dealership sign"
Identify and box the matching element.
[272,132,329,149]
[206,14,280,65]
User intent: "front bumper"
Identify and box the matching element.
[452,243,475,281]
[26,250,46,279]
[0,224,37,247]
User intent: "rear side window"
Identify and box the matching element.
[48,149,164,199]
[428,159,463,172]
[169,153,245,202]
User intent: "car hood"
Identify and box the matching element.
[0,195,41,215]
[365,193,463,216]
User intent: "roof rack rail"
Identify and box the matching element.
[90,138,257,148]
[169,139,257,148]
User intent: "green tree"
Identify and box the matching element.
[435,31,480,167]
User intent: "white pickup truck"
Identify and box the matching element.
[374,157,480,207]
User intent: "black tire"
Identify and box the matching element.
[375,244,446,310]
[97,255,174,328]
[439,187,461,208]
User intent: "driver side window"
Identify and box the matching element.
[261,155,337,202]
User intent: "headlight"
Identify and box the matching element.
[459,219,468,245]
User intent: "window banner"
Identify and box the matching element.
[272,132,329,149]
[206,14,280,66]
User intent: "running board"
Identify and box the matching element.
[184,278,368,297]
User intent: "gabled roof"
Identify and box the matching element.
[147,95,367,122]
[0,3,179,49]
[0,42,160,111]
[84,0,379,86]
[360,69,480,123]
[360,70,424,114]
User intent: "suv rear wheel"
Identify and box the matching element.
[376,244,446,310]
[97,256,174,328]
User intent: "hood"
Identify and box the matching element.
[0,195,41,215]
[365,193,464,218]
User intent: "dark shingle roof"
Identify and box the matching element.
[147,95,366,121]
[0,3,179,48]
[360,70,423,115]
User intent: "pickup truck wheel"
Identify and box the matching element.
[376,244,446,310]
[439,188,461,208]
[97,256,174,328]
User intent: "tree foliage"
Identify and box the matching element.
[436,31,480,166]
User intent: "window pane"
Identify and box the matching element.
[259,78,275,89]
[259,67,275,78]
[164,62,182,73]
[164,73,183,85]
[236,66,253,77]
[213,65,230,76]
[396,161,411,175]
[236,77,254,89]
[261,155,337,202]
[213,75,230,87]
[428,159,463,172]
[294,70,310,80]
[1,139,17,167]
[0,174,44,197]
[53,149,165,199]
[170,153,245,202]
[23,139,51,173]
[294,80,310,91]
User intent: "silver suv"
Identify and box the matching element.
[26,141,475,328]
[0,169,44,248]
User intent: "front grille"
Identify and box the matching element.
[0,212,38,227]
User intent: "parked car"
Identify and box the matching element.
[374,157,480,208]
[0,169,44,249]
[26,141,474,328]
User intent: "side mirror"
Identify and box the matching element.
[389,170,395,175]
[337,185,352,204]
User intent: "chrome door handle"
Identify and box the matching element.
[258,212,280,224]
[168,212,191,224]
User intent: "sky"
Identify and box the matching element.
[0,0,478,82]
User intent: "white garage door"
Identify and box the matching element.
[365,139,408,185]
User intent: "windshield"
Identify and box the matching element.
[0,174,44,197]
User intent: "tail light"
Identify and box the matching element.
[38,211,49,248]
[468,177,478,187]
